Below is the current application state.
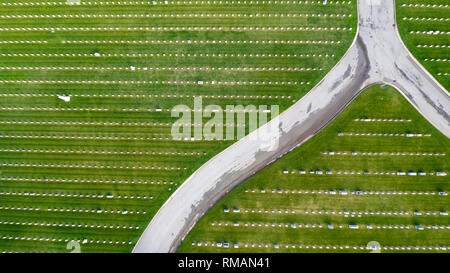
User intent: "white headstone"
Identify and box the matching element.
[57,95,71,102]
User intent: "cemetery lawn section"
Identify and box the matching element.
[396,0,450,91]
[0,1,357,252]
[178,84,450,253]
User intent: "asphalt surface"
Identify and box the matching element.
[133,0,450,253]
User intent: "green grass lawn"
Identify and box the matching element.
[178,84,450,253]
[0,1,357,252]
[396,0,449,91]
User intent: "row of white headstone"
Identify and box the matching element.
[0,106,108,111]
[0,190,153,200]
[410,30,449,35]
[285,169,445,176]
[0,235,133,245]
[417,44,450,48]
[196,242,448,251]
[304,210,448,216]
[401,3,448,8]
[0,148,204,156]
[225,208,448,216]
[245,188,448,196]
[322,151,445,156]
[0,26,353,32]
[0,79,306,85]
[62,39,341,44]
[403,17,449,21]
[46,207,146,215]
[0,0,353,6]
[0,40,46,43]
[0,52,334,58]
[212,221,449,230]
[424,58,448,62]
[0,121,173,126]
[0,162,184,170]
[0,220,139,230]
[0,134,172,141]
[338,132,432,137]
[0,206,40,212]
[0,93,293,100]
[4,176,175,185]
[354,118,412,122]
[0,66,323,71]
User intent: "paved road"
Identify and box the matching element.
[133,0,450,253]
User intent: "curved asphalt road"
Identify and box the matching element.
[133,0,450,253]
